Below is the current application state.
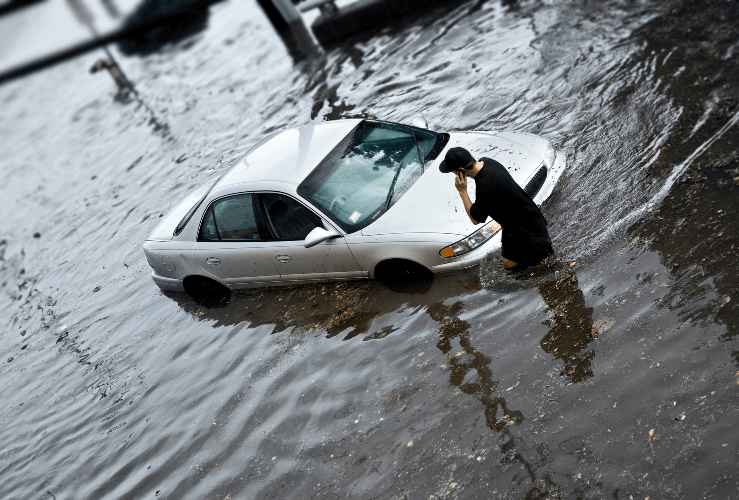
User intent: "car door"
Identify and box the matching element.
[193,193,281,287]
[258,193,364,282]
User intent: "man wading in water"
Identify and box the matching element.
[441,148,599,382]
[440,147,553,269]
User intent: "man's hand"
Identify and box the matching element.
[454,172,478,224]
[455,171,468,192]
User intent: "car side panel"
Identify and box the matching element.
[193,241,282,287]
[144,240,198,290]
[345,231,504,278]
[151,273,186,291]
[265,237,364,282]
[343,233,451,278]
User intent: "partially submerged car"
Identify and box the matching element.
[143,118,565,294]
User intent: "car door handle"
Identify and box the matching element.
[206,257,221,265]
[276,255,292,263]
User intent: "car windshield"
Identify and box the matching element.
[297,120,447,233]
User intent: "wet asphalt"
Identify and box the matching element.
[1,0,738,498]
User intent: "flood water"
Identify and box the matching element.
[1,0,738,498]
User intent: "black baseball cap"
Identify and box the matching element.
[439,147,475,173]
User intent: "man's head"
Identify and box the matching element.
[439,147,476,173]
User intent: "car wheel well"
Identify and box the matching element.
[182,275,231,308]
[373,259,433,284]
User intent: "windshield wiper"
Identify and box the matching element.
[384,137,426,210]
[384,161,405,211]
[412,131,426,172]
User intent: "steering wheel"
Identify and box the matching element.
[328,195,347,212]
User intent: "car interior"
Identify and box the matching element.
[215,198,260,240]
[198,193,323,242]
[261,194,322,241]
[198,194,261,241]
[301,128,425,231]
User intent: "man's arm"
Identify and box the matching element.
[455,171,479,224]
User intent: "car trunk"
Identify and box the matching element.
[146,183,212,242]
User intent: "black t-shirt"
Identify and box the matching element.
[469,158,553,262]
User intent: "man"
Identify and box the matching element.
[439,147,553,269]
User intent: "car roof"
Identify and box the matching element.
[215,119,362,189]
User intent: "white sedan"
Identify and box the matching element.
[143,118,565,295]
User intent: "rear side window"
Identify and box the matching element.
[199,207,219,241]
[174,191,208,236]
[198,194,261,241]
[260,194,322,240]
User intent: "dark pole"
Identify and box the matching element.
[255,0,321,60]
[64,0,134,91]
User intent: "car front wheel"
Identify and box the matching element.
[373,259,433,285]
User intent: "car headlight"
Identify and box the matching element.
[544,141,556,169]
[439,221,501,258]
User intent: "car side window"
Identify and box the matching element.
[199,206,219,241]
[198,194,261,241]
[260,194,322,241]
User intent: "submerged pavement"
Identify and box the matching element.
[0,0,738,498]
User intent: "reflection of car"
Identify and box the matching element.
[143,119,566,293]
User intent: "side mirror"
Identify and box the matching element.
[304,226,339,248]
[411,116,428,129]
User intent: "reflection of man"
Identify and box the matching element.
[537,266,595,383]
[440,147,553,269]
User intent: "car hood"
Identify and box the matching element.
[361,131,547,238]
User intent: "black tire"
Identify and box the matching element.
[183,275,231,308]
[374,259,433,291]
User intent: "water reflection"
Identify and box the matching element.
[428,300,552,498]
[162,260,596,497]
[483,256,596,382]
[164,271,478,334]
[536,262,595,383]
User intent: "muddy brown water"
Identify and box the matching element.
[1,0,738,498]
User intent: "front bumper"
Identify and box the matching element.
[534,151,566,205]
[428,230,502,274]
[151,272,185,291]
